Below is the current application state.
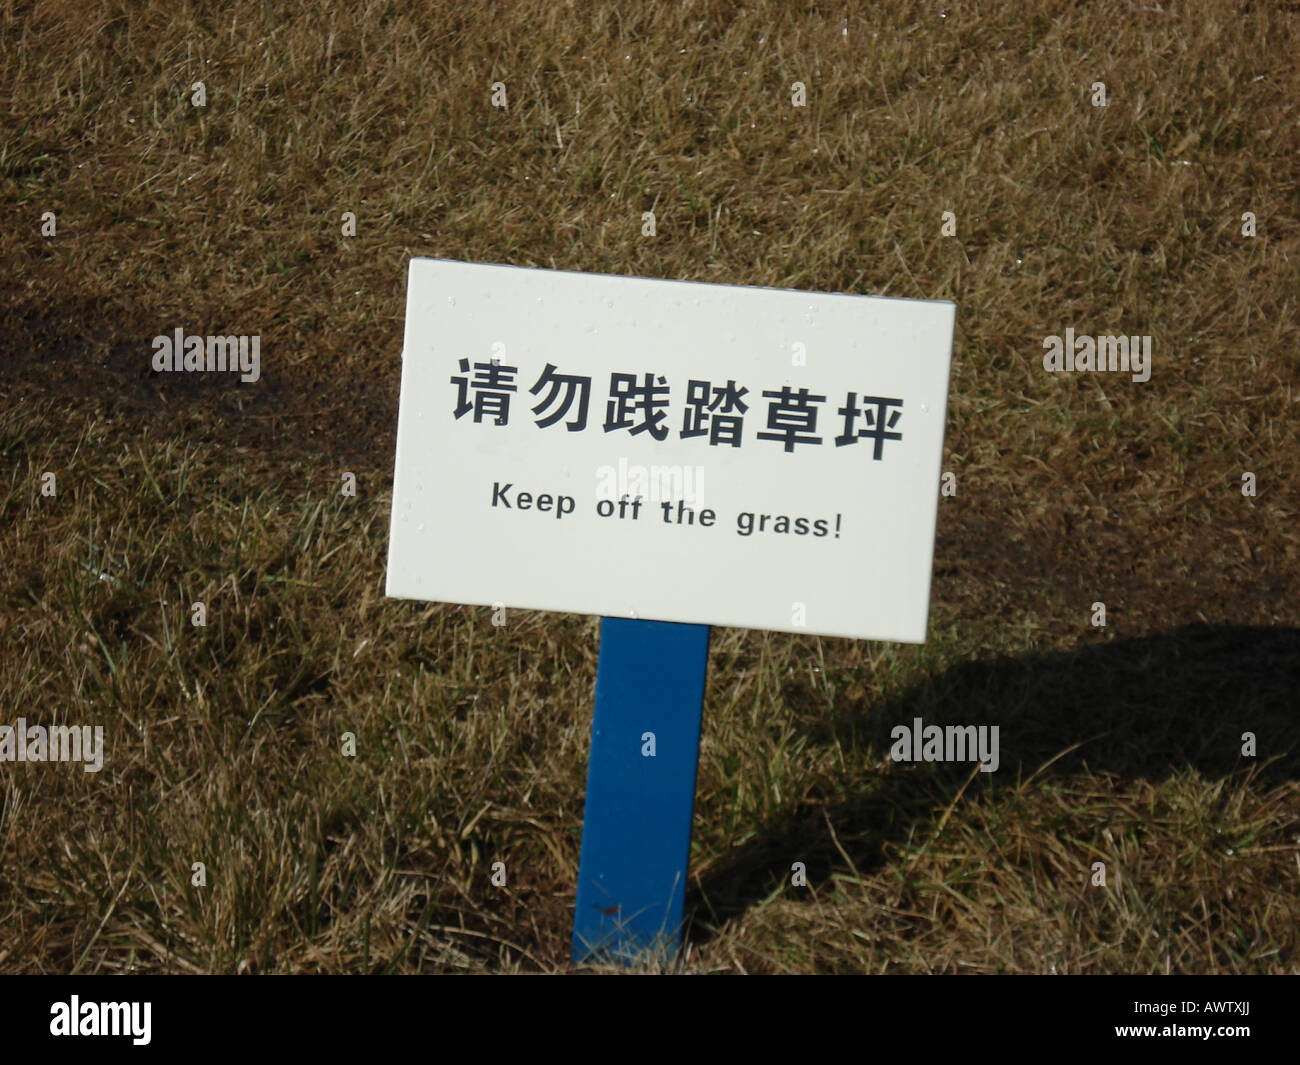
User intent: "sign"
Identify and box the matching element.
[386,259,957,963]
[386,258,955,642]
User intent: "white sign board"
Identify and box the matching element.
[387,259,955,642]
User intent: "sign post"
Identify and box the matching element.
[571,617,710,962]
[386,258,956,964]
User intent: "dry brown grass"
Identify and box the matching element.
[1,0,1298,972]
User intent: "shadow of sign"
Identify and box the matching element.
[688,623,1300,941]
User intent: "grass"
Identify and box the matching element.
[1,0,1298,972]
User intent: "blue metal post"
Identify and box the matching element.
[571,617,711,963]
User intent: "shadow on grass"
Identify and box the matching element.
[687,623,1300,942]
[0,292,396,478]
